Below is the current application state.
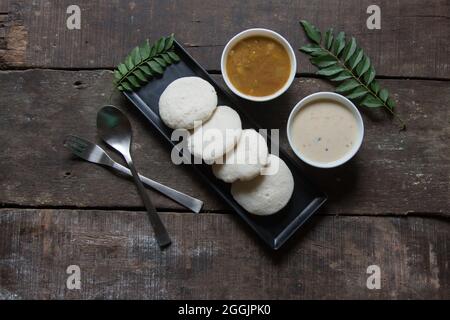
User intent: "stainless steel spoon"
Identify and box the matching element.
[97,105,171,248]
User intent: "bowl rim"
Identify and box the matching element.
[220,28,297,102]
[286,92,365,169]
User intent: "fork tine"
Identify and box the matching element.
[64,137,80,151]
[66,135,88,148]
[64,135,88,157]
[63,144,81,156]
[71,144,85,154]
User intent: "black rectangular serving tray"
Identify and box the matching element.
[124,40,327,250]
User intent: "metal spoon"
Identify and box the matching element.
[97,105,171,248]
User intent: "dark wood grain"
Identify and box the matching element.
[0,69,448,215]
[0,0,449,78]
[0,208,448,299]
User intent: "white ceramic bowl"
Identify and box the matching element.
[286,92,364,168]
[221,28,297,102]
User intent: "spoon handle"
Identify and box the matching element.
[125,156,172,248]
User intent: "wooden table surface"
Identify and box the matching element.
[0,0,449,299]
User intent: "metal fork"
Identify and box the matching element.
[63,134,203,213]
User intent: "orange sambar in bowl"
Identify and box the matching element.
[226,36,291,97]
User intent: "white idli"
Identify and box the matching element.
[212,129,269,183]
[187,106,242,163]
[231,154,294,216]
[159,77,217,129]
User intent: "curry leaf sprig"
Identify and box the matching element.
[299,20,405,129]
[114,34,180,91]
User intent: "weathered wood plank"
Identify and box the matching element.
[0,208,448,299]
[0,69,448,215]
[0,70,450,214]
[1,0,449,78]
[0,0,26,68]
